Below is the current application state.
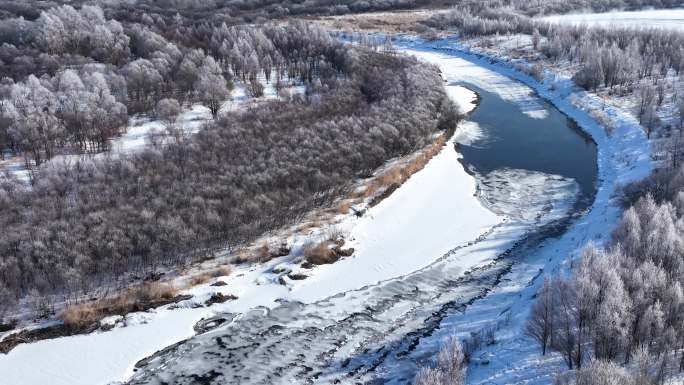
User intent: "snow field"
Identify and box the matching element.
[541,9,684,31]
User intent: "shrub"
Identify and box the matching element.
[59,282,178,330]
[60,304,102,330]
[188,266,232,286]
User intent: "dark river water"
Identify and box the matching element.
[457,82,597,211]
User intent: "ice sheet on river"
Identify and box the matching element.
[477,168,579,224]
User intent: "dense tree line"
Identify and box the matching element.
[424,6,684,141]
[0,1,464,320]
[0,69,127,165]
[0,3,359,169]
[426,6,684,89]
[0,43,457,314]
[509,0,684,16]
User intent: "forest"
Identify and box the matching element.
[1,1,684,385]
[0,2,458,319]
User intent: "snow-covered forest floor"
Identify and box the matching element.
[0,77,305,184]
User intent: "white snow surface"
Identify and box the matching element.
[0,308,205,385]
[541,8,684,30]
[404,48,549,119]
[0,36,651,385]
[446,85,478,114]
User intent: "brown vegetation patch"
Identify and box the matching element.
[360,130,449,207]
[337,200,353,214]
[58,282,183,331]
[253,242,291,263]
[304,241,340,265]
[303,238,355,265]
[313,10,446,34]
[0,282,192,354]
[188,266,232,287]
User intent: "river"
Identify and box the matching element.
[123,46,598,385]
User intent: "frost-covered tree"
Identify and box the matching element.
[414,336,466,385]
[123,59,163,111]
[35,5,129,64]
[156,98,181,127]
[8,75,62,166]
[194,56,231,117]
[576,360,635,385]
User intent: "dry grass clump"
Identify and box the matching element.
[303,241,339,265]
[337,200,353,214]
[233,241,291,264]
[304,231,354,266]
[232,248,251,264]
[59,282,179,330]
[188,266,232,286]
[189,272,213,286]
[60,304,102,330]
[255,243,271,262]
[131,282,177,303]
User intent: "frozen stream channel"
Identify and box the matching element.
[119,47,597,384]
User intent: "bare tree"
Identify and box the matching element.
[550,277,579,369]
[525,277,555,355]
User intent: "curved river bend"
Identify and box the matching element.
[124,47,597,385]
